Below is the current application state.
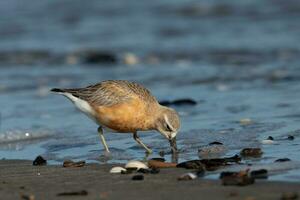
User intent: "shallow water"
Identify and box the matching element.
[1,0,300,181]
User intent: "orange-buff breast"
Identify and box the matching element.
[93,98,153,133]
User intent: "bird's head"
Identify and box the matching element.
[155,106,180,141]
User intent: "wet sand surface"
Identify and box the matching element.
[0,160,299,200]
[1,0,300,183]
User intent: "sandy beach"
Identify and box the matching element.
[0,160,299,200]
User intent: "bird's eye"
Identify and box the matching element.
[165,123,173,132]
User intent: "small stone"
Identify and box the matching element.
[275,158,291,162]
[209,141,223,145]
[287,135,295,140]
[63,160,85,168]
[240,148,263,157]
[267,136,274,140]
[159,98,197,106]
[177,160,205,170]
[33,156,47,166]
[132,175,144,181]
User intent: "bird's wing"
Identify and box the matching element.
[62,80,157,107]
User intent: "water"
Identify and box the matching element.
[1,0,300,181]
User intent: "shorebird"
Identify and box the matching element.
[51,80,180,154]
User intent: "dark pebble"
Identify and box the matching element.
[275,158,291,162]
[63,160,85,168]
[150,158,165,162]
[57,190,88,196]
[267,136,274,140]
[177,160,206,170]
[33,156,47,166]
[159,98,197,106]
[240,148,263,157]
[287,135,295,140]
[281,192,298,200]
[220,171,255,186]
[209,141,223,145]
[83,51,117,64]
[250,169,268,179]
[132,175,144,181]
[177,155,241,171]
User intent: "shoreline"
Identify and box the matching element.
[0,160,299,200]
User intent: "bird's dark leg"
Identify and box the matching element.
[98,126,110,153]
[133,132,152,154]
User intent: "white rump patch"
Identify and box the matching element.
[62,93,98,123]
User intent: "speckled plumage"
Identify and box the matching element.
[51,80,180,153]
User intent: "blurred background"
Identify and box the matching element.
[0,0,300,180]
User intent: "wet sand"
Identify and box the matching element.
[0,160,299,200]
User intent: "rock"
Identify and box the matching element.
[275,158,291,162]
[287,135,295,140]
[177,172,198,181]
[178,155,240,171]
[267,136,274,140]
[159,98,197,106]
[125,160,148,170]
[148,160,177,168]
[240,148,263,158]
[220,170,255,186]
[209,141,223,145]
[132,175,144,181]
[177,160,205,170]
[250,169,268,179]
[200,155,241,171]
[33,156,47,166]
[63,160,85,168]
[83,51,117,64]
[110,166,126,174]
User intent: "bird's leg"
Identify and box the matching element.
[98,126,110,153]
[133,132,152,154]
